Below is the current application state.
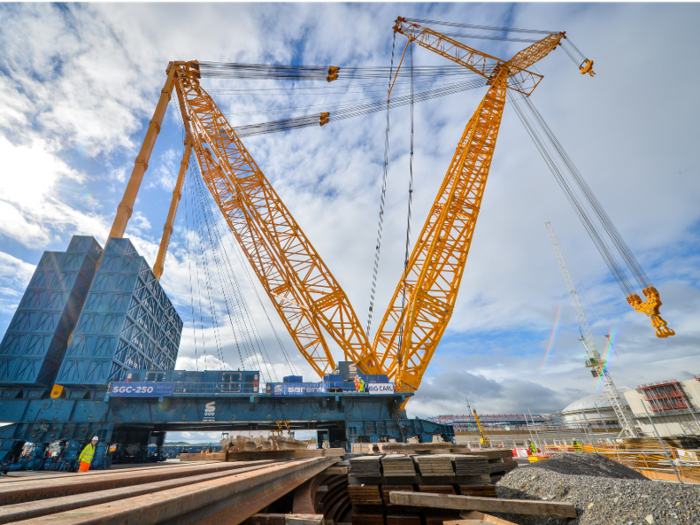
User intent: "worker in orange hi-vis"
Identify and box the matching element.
[78,436,99,473]
[354,376,360,392]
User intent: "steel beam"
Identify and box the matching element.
[0,462,273,523]
[0,460,272,505]
[14,457,337,525]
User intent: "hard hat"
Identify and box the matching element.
[92,436,99,441]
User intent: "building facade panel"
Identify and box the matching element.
[0,236,102,387]
[55,238,182,386]
[623,378,700,437]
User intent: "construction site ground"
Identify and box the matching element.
[0,445,699,524]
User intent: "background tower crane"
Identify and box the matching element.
[545,221,639,438]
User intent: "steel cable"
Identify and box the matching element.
[396,41,417,372]
[183,169,202,371]
[187,157,250,371]
[174,87,297,378]
[185,172,214,369]
[509,93,635,296]
[366,32,397,337]
[188,168,235,370]
[199,62,477,80]
[437,30,542,43]
[195,176,299,376]
[190,164,271,381]
[523,97,651,289]
[232,77,487,138]
[192,169,280,382]
[403,17,558,34]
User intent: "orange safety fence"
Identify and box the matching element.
[575,442,700,484]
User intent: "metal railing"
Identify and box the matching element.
[171,381,259,395]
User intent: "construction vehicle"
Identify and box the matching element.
[545,222,639,437]
[465,396,490,447]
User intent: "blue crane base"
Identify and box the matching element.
[0,388,454,471]
[0,236,454,471]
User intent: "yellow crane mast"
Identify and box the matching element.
[372,19,568,391]
[172,61,379,378]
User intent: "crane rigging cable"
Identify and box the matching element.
[508,91,636,297]
[190,159,300,376]
[230,76,487,138]
[402,17,558,34]
[434,31,542,44]
[172,98,296,377]
[366,31,397,337]
[182,169,203,371]
[179,103,237,371]
[216,74,478,114]
[208,76,472,97]
[509,90,669,339]
[189,164,263,376]
[522,97,651,290]
[198,61,477,80]
[186,166,243,371]
[395,41,417,372]
[190,177,229,371]
[193,163,297,381]
[183,166,222,370]
[191,167,279,382]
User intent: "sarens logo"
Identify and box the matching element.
[203,401,216,421]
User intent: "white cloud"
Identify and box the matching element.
[0,135,110,247]
[0,251,35,314]
[150,148,179,191]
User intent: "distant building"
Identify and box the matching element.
[427,413,549,431]
[561,391,625,430]
[624,377,700,437]
[559,377,700,438]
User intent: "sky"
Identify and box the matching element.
[1,3,699,445]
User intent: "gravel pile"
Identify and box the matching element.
[526,452,648,480]
[495,453,700,524]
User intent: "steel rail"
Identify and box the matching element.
[0,460,274,505]
[0,462,275,524]
[0,461,218,484]
[15,457,337,525]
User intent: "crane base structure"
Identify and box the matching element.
[0,236,453,472]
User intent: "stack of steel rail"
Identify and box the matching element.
[0,456,338,524]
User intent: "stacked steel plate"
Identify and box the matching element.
[381,455,417,477]
[452,455,490,476]
[349,455,383,477]
[414,455,455,476]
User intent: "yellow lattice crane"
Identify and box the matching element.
[107,17,668,398]
[465,396,490,447]
[372,19,570,392]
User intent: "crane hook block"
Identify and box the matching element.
[319,112,330,126]
[579,59,596,77]
[627,286,675,338]
[327,66,340,82]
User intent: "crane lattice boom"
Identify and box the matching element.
[107,20,595,398]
